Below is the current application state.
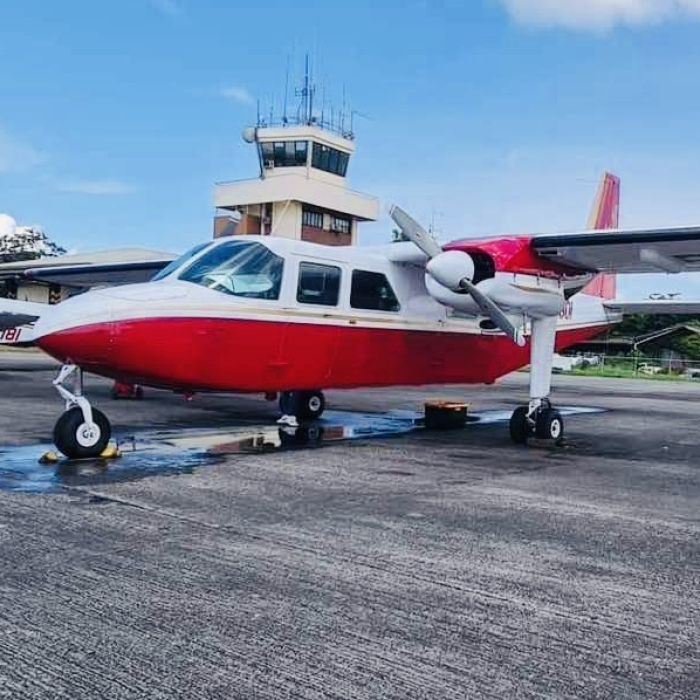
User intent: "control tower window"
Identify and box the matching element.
[261,141,308,168]
[350,270,401,313]
[302,207,324,229]
[311,143,349,176]
[178,240,284,300]
[330,215,351,235]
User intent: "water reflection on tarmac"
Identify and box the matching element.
[0,407,602,494]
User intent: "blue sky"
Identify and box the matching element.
[2,0,700,298]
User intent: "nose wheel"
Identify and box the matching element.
[51,364,113,459]
[54,406,111,459]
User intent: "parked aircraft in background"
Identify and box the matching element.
[1,173,700,459]
[0,248,174,345]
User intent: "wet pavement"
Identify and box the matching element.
[0,360,699,699]
[0,408,603,495]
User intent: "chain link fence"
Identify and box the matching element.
[554,353,700,380]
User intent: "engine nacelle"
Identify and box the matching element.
[425,274,566,319]
[425,251,475,290]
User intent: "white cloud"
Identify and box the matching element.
[0,129,43,173]
[221,86,255,105]
[499,0,700,31]
[149,0,182,16]
[56,180,136,195]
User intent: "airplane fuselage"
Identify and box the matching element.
[32,236,616,394]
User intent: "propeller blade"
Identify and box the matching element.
[389,205,443,259]
[390,204,525,347]
[460,278,527,347]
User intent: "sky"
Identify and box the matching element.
[2,0,700,298]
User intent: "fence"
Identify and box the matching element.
[554,353,700,380]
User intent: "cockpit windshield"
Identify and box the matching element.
[178,240,284,299]
[151,241,212,281]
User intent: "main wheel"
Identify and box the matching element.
[53,407,111,459]
[535,408,564,442]
[297,391,325,420]
[509,406,531,444]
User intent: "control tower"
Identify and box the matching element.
[213,69,379,246]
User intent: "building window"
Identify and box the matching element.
[297,262,341,306]
[311,143,349,176]
[302,207,324,229]
[330,215,351,235]
[350,270,400,312]
[261,140,308,168]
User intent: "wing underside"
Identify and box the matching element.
[532,227,700,274]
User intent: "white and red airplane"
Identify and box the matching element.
[2,173,700,458]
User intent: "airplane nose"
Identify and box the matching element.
[33,291,115,367]
[37,321,113,367]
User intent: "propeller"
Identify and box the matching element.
[389,205,526,347]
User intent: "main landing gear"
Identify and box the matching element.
[278,390,326,422]
[509,316,564,445]
[52,364,111,459]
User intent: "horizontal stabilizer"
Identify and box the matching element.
[604,300,700,315]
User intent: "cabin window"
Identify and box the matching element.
[297,262,341,306]
[350,270,400,312]
[302,207,324,229]
[179,240,284,300]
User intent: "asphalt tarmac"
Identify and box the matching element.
[0,353,698,699]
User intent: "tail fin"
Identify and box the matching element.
[582,172,620,299]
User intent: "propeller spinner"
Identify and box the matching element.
[389,205,526,347]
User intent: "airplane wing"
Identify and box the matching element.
[603,300,700,315]
[532,226,700,274]
[0,248,175,289]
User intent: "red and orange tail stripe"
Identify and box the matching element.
[582,172,620,300]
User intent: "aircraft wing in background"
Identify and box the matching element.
[604,300,700,315]
[23,259,174,288]
[0,248,175,289]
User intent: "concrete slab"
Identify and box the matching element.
[0,364,698,698]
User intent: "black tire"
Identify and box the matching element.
[509,406,531,444]
[298,391,325,420]
[53,407,111,459]
[535,408,564,442]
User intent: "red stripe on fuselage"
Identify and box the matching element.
[37,318,610,392]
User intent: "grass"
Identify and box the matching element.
[565,366,700,381]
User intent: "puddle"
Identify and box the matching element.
[0,406,604,494]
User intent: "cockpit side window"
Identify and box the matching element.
[151,241,212,281]
[178,241,284,300]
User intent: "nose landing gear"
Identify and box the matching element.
[52,364,112,459]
